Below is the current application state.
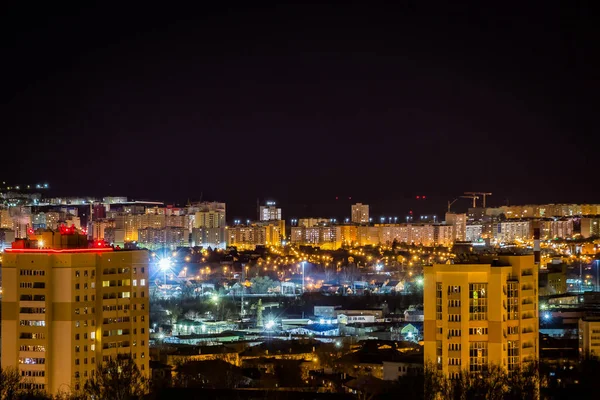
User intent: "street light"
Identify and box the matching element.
[302,261,306,293]
[159,258,171,285]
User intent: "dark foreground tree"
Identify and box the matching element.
[0,366,21,400]
[0,366,52,400]
[84,355,147,400]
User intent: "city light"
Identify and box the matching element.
[265,319,275,330]
[158,258,171,271]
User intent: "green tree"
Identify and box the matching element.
[250,276,275,294]
[83,355,147,400]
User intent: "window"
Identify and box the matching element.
[448,343,461,351]
[76,271,80,277]
[448,314,461,322]
[91,331,95,340]
[508,341,520,371]
[469,342,488,372]
[20,307,46,314]
[19,320,45,327]
[84,270,88,277]
[508,326,518,335]
[507,282,519,320]
[469,327,488,335]
[448,358,461,366]
[141,267,145,274]
[75,346,80,353]
[75,359,80,365]
[75,283,80,290]
[449,329,461,337]
[75,296,80,302]
[84,283,88,289]
[448,285,461,294]
[133,280,137,287]
[448,299,461,307]
[19,357,45,364]
[435,283,443,320]
[469,283,488,320]
[75,334,80,340]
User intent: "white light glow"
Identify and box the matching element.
[158,258,171,271]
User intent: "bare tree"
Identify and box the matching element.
[83,355,147,400]
[0,367,21,400]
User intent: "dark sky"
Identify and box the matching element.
[3,2,598,221]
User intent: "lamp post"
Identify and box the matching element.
[302,261,306,293]
[159,258,171,285]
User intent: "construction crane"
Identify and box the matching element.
[460,194,479,208]
[464,192,493,208]
[447,198,458,212]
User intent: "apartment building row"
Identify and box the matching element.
[485,204,600,219]
[290,223,456,249]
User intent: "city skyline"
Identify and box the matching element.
[3,2,598,216]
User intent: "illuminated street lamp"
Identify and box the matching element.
[159,258,171,285]
[302,261,306,293]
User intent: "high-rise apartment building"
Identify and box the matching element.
[1,232,149,395]
[260,202,281,221]
[581,217,600,238]
[445,213,467,242]
[351,203,369,224]
[194,210,225,229]
[424,255,538,377]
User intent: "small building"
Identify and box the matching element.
[314,305,338,318]
[403,307,424,322]
[380,280,405,294]
[579,317,600,358]
[382,356,423,380]
[287,324,340,337]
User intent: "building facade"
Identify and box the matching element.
[1,240,149,395]
[578,318,600,357]
[424,255,538,377]
[445,213,467,242]
[351,203,369,224]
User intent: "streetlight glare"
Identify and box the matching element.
[158,258,171,271]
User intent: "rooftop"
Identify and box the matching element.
[5,247,114,254]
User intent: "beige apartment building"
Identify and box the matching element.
[424,255,538,377]
[1,235,149,395]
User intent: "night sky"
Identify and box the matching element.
[3,2,598,221]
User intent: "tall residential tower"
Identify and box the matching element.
[424,255,538,377]
[1,231,149,395]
